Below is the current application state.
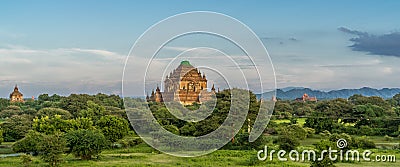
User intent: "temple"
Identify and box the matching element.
[10,85,24,103]
[295,93,317,102]
[147,61,216,105]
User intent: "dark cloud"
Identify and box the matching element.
[260,37,299,45]
[288,37,298,41]
[338,27,368,36]
[338,27,400,57]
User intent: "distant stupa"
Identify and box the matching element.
[10,85,24,103]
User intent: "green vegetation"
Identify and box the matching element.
[37,132,66,167]
[0,143,400,167]
[96,115,129,143]
[65,129,108,160]
[0,91,400,166]
[0,127,3,145]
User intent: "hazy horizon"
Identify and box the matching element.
[3,85,400,99]
[1,1,400,97]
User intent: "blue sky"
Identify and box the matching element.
[1,0,400,97]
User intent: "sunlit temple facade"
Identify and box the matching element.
[147,61,216,105]
[10,85,24,103]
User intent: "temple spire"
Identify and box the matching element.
[211,84,216,92]
[10,84,24,103]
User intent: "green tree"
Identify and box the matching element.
[1,114,33,141]
[311,140,336,167]
[349,94,389,109]
[32,115,69,134]
[274,124,306,151]
[65,129,108,160]
[38,94,51,102]
[22,108,37,116]
[96,115,130,143]
[304,113,335,133]
[38,132,66,167]
[0,105,23,118]
[0,127,3,144]
[163,124,180,135]
[37,107,72,119]
[20,154,33,167]
[12,131,43,154]
[105,106,128,120]
[65,117,95,131]
[315,99,353,119]
[393,93,400,106]
[33,116,95,134]
[294,106,313,116]
[0,98,10,111]
[273,101,293,119]
[79,101,107,123]
[94,93,124,108]
[179,123,196,136]
[59,94,93,118]
[279,124,307,140]
[275,134,300,151]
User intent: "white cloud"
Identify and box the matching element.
[382,67,393,74]
[63,48,125,61]
[0,45,125,97]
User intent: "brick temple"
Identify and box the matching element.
[147,61,216,105]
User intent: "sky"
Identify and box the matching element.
[1,0,400,97]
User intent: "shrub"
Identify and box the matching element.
[311,140,336,167]
[65,129,108,160]
[12,131,43,154]
[2,114,33,141]
[20,154,33,167]
[275,134,299,151]
[353,136,375,149]
[38,132,66,167]
[278,124,307,140]
[243,155,261,166]
[179,124,196,136]
[0,105,22,118]
[96,115,130,143]
[290,117,297,124]
[32,115,68,134]
[385,135,394,141]
[305,116,335,134]
[117,136,143,148]
[304,127,316,138]
[78,101,107,122]
[65,117,95,131]
[37,108,72,119]
[320,130,331,137]
[0,128,3,144]
[329,133,352,147]
[163,125,180,135]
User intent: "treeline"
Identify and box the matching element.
[0,93,136,166]
[273,94,400,136]
[1,90,400,166]
[146,89,261,137]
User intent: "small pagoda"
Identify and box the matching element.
[10,85,24,103]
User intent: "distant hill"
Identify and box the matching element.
[257,87,400,100]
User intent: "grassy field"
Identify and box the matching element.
[1,118,399,166]
[272,118,307,126]
[1,142,399,167]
